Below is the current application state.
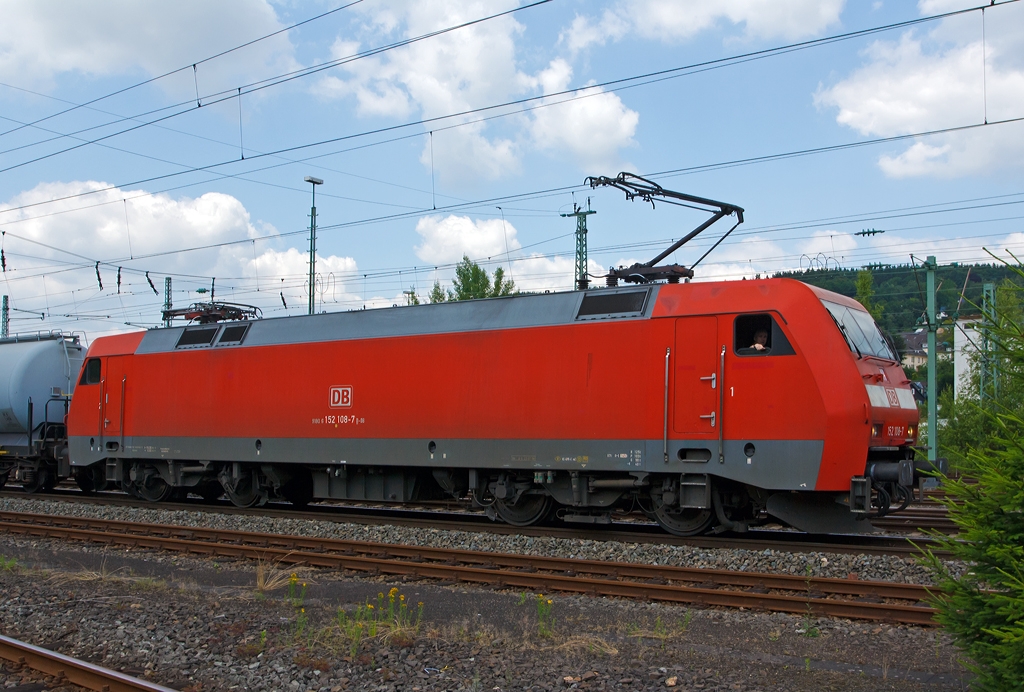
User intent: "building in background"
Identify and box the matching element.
[953,315,981,399]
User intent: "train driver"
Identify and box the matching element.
[751,329,769,351]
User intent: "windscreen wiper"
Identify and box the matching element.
[827,310,862,359]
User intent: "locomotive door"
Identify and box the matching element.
[101,356,127,440]
[673,317,720,435]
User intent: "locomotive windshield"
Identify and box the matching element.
[821,300,897,360]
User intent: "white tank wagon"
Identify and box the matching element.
[0,333,85,493]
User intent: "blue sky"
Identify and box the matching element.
[0,0,1022,340]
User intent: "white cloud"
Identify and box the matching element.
[414,213,617,293]
[695,235,788,279]
[414,214,520,265]
[815,5,1024,177]
[799,231,858,259]
[0,0,298,96]
[0,181,358,337]
[563,0,845,53]
[314,1,530,183]
[420,125,520,183]
[528,60,639,173]
[315,2,640,180]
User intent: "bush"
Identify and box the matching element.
[924,412,1024,690]
[923,267,1024,689]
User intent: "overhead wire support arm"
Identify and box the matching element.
[586,172,744,285]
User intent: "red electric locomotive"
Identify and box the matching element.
[64,175,925,535]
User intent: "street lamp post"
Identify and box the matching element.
[304,176,323,315]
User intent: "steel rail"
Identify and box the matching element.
[0,633,178,692]
[0,511,939,626]
[0,489,953,557]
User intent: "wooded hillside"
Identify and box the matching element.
[774,263,1023,334]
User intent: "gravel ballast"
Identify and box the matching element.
[0,497,949,585]
[0,533,968,692]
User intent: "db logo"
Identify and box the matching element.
[329,386,353,408]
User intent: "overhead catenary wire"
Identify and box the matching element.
[0,0,369,140]
[0,0,1014,184]
[0,174,1021,299]
[2,1,1024,325]
[0,0,555,174]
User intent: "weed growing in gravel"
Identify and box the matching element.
[552,635,618,655]
[294,607,309,641]
[253,555,293,594]
[287,573,308,607]
[796,608,820,638]
[535,594,555,638]
[58,557,124,582]
[293,651,331,671]
[236,629,269,658]
[0,555,18,572]
[132,577,164,591]
[306,588,426,659]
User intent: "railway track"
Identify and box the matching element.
[874,505,958,533]
[0,510,940,626]
[0,489,952,557]
[0,633,177,692]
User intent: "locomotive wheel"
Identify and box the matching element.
[21,468,53,494]
[493,493,552,526]
[221,470,264,508]
[134,475,174,503]
[0,471,7,491]
[652,503,715,537]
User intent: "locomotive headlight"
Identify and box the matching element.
[907,424,916,438]
[871,423,883,438]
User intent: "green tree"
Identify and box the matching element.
[910,358,955,402]
[855,269,884,321]
[433,256,516,302]
[922,266,1024,690]
[428,280,447,304]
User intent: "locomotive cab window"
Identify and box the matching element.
[734,314,795,356]
[79,358,101,385]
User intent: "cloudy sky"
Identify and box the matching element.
[0,0,1022,340]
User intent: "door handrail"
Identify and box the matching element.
[663,347,670,463]
[718,345,726,463]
